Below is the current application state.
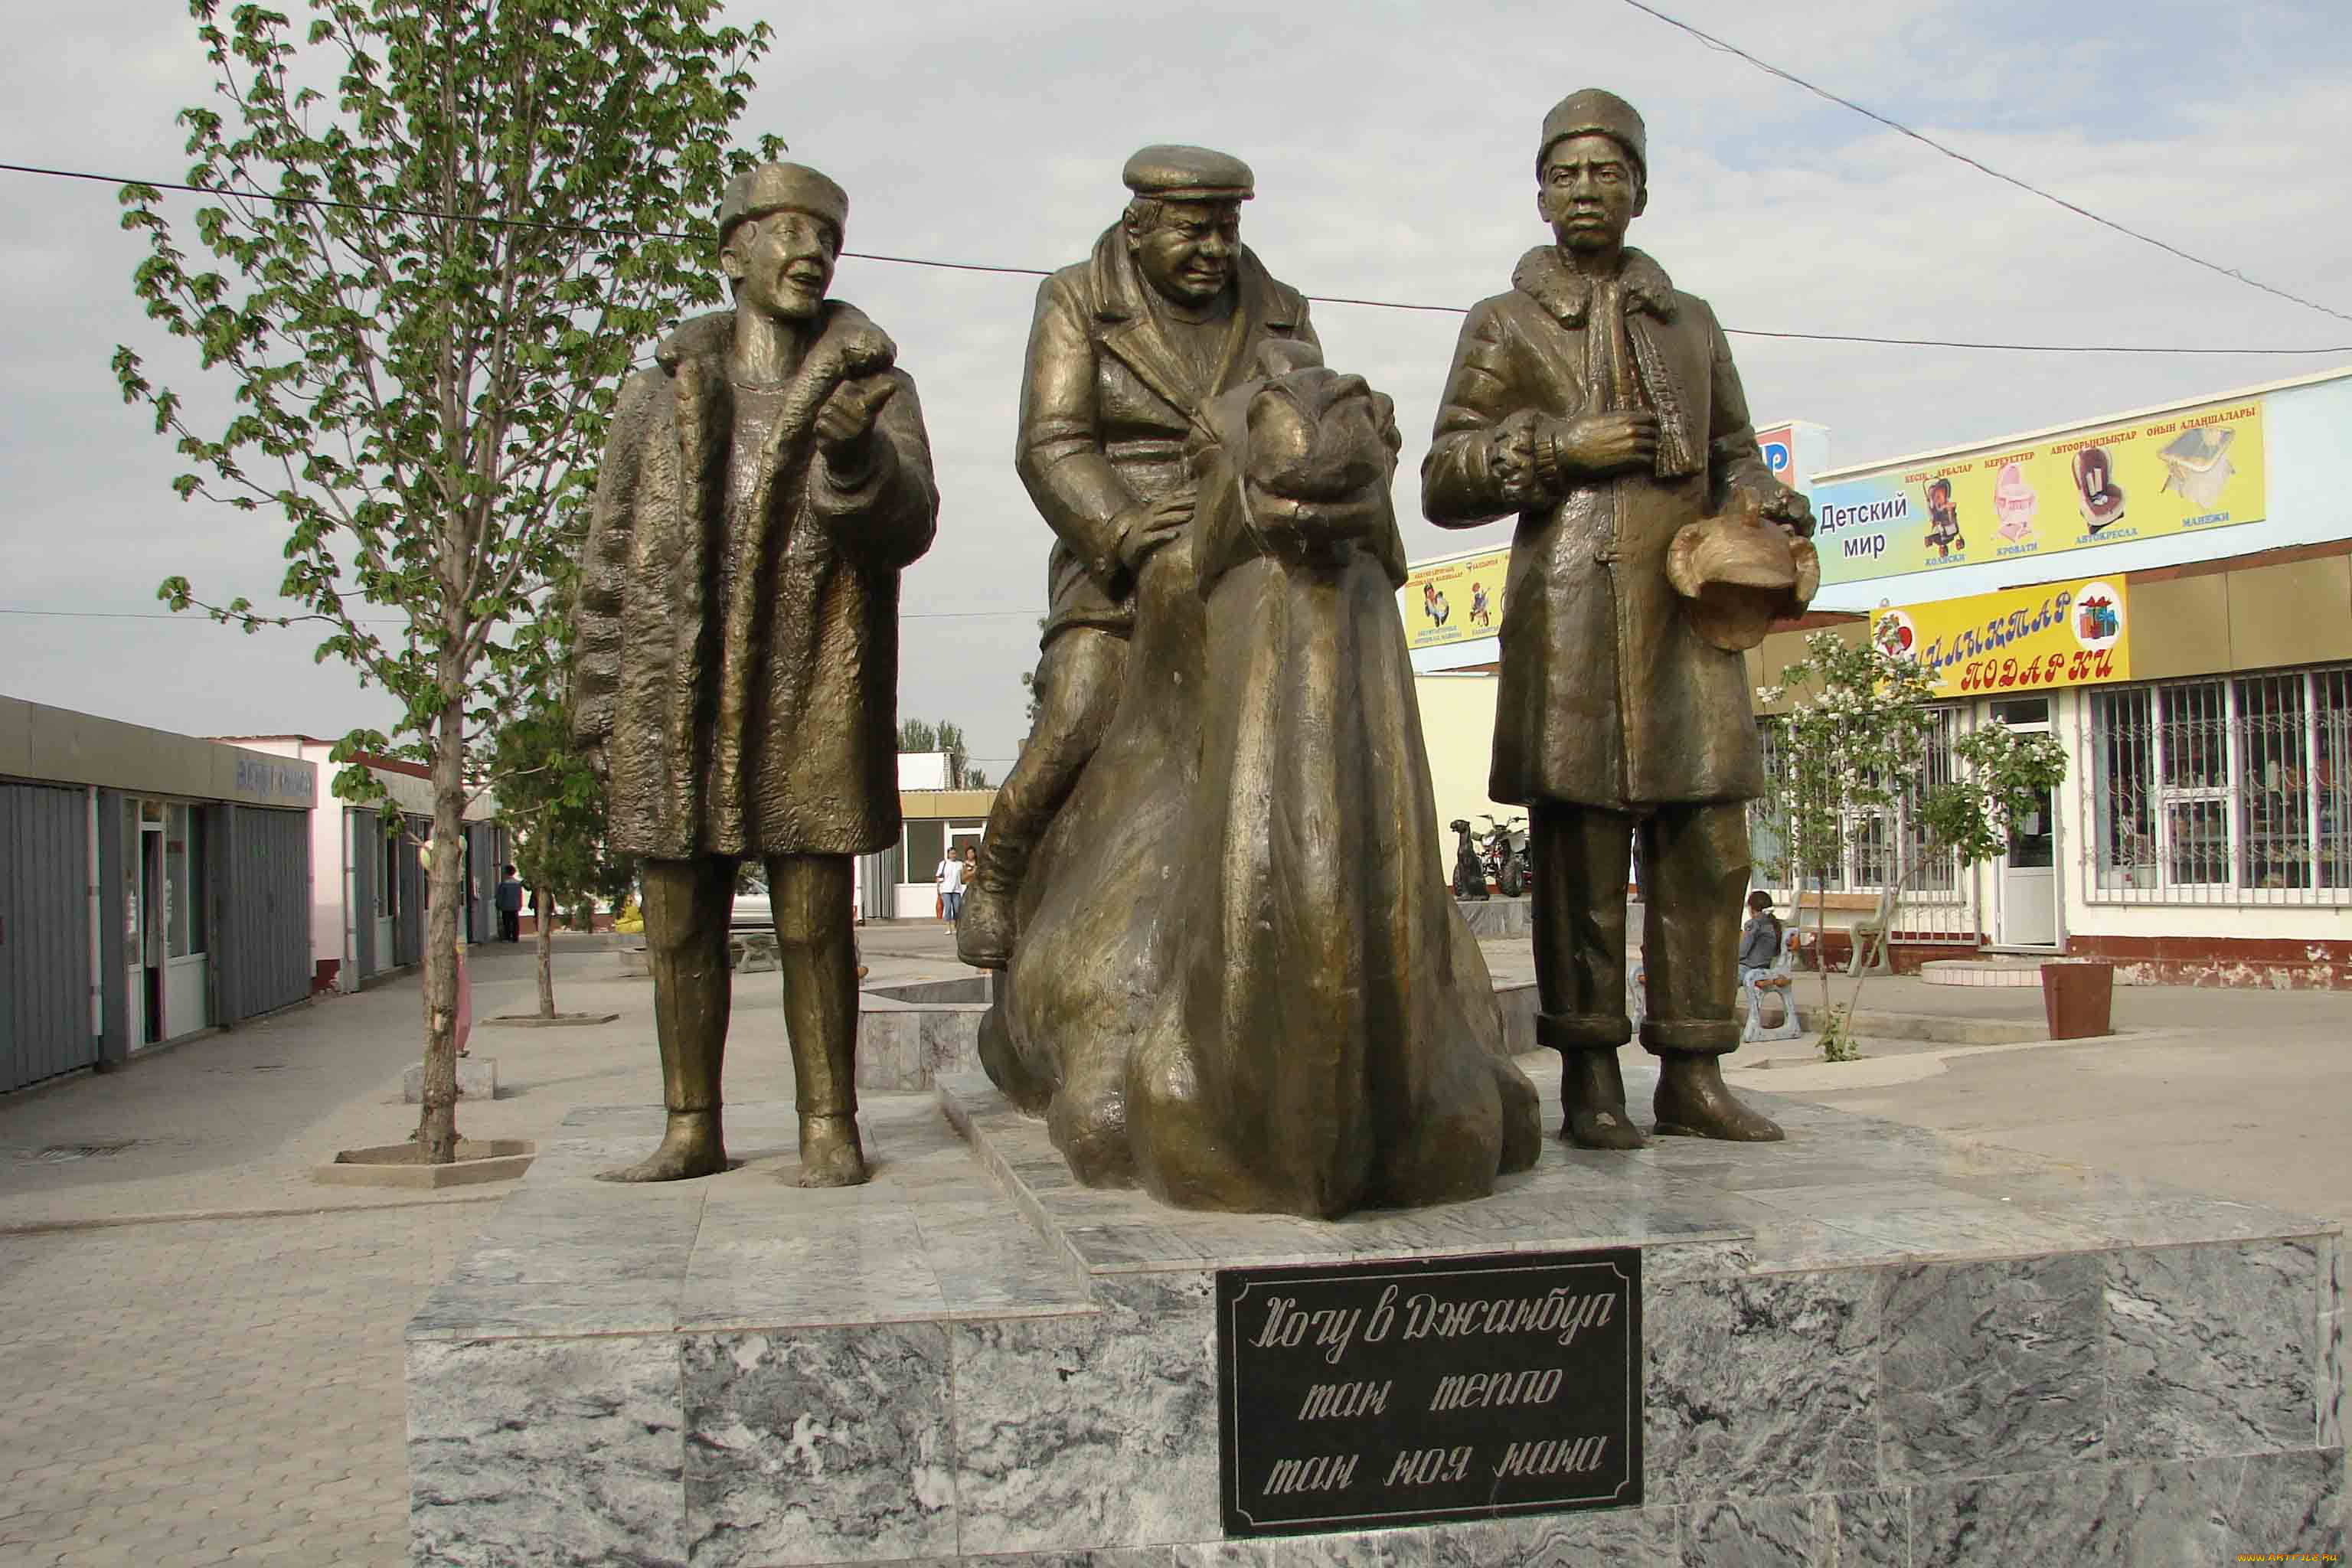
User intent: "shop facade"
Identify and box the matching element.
[864,786,991,921]
[1,697,318,1094]
[1397,370,2352,986]
[224,736,506,992]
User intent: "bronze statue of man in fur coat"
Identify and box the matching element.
[572,163,939,1187]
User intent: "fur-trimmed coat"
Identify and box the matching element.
[1422,247,1782,811]
[571,303,937,860]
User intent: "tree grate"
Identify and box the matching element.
[28,1141,137,1163]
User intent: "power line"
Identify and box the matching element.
[1612,0,2352,328]
[9,158,2347,357]
[1721,328,2339,356]
[0,606,391,624]
[0,604,1039,623]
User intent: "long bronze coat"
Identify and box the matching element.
[1018,226,1316,642]
[571,304,938,860]
[1423,247,1780,811]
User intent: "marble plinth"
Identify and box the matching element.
[407,1062,2343,1567]
[856,977,995,1092]
[1453,895,1532,938]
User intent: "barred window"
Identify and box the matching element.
[2089,665,2352,905]
[1749,709,1958,897]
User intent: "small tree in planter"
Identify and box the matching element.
[1755,623,2069,1055]
[491,672,607,1018]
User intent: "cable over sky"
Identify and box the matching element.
[1612,0,2352,329]
[5,158,2346,358]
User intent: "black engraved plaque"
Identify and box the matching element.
[1215,1248,1642,1537]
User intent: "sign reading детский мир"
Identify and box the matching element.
[1810,397,2265,586]
[1216,1249,1641,1537]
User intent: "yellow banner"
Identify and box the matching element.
[1814,397,2265,585]
[1878,576,2132,699]
[1400,547,1509,651]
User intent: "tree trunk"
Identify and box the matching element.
[1815,877,1831,1020]
[416,691,467,1163]
[535,880,557,1018]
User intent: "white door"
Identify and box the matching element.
[137,820,166,1044]
[373,825,398,973]
[1989,697,2060,947]
[1998,786,2059,946]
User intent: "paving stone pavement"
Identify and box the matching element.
[0,929,977,1566]
[0,924,2342,1565]
[0,1204,488,1566]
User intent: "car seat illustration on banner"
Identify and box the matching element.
[2073,446,2125,534]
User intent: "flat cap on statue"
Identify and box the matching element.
[1537,88,1648,176]
[1122,144,1256,202]
[717,162,849,243]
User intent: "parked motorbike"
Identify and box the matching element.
[1478,813,1529,900]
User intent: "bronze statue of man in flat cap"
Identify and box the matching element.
[571,162,939,1186]
[955,145,1318,967]
[1423,90,1815,1149]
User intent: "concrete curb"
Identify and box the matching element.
[313,1138,537,1189]
[1728,1026,2194,1093]
[0,1191,509,1236]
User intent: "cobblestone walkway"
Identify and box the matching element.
[0,1203,492,1566]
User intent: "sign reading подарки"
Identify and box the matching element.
[1215,1249,1642,1537]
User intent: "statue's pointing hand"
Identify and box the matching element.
[816,373,899,469]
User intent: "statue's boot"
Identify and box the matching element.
[600,867,730,1181]
[1652,1046,1785,1142]
[956,874,1018,969]
[775,855,871,1187]
[1539,1012,1646,1151]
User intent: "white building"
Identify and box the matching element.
[222,737,505,991]
[1397,374,2352,988]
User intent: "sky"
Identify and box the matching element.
[5,0,2350,773]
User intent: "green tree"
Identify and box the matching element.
[1753,622,2068,1054]
[117,0,776,1160]
[1018,615,1046,727]
[488,581,608,1018]
[897,717,977,787]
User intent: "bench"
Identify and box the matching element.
[1743,929,1806,1043]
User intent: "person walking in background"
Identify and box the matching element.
[495,864,524,942]
[936,848,965,929]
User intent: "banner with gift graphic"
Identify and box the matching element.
[1401,547,1511,651]
[1811,398,2264,586]
[1873,576,2132,699]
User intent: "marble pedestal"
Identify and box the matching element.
[407,1063,2343,1567]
